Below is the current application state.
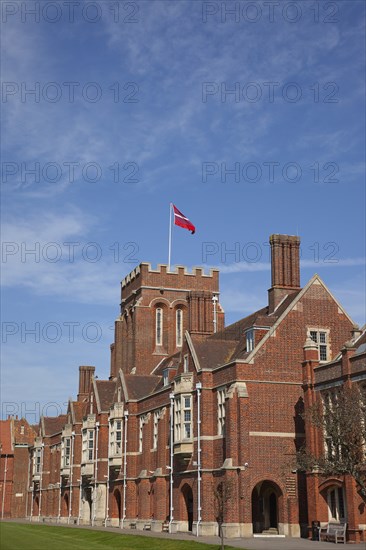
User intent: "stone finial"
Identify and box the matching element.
[303,336,318,350]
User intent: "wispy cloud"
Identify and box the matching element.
[209,257,366,275]
[1,209,132,304]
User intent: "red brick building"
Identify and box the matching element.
[302,328,366,542]
[5,234,366,541]
[0,417,35,519]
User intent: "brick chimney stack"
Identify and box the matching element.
[77,365,95,402]
[268,234,301,313]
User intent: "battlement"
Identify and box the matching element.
[121,262,219,290]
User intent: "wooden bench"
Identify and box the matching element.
[143,522,151,531]
[162,521,169,532]
[129,521,137,529]
[319,522,347,544]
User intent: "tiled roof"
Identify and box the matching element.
[152,353,181,375]
[71,401,84,423]
[190,336,238,370]
[124,374,161,400]
[13,418,36,445]
[210,307,270,342]
[42,415,68,436]
[204,290,302,364]
[95,380,116,411]
[0,420,13,454]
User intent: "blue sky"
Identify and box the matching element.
[1,0,365,422]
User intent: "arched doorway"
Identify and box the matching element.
[182,484,194,531]
[84,487,92,522]
[33,496,39,517]
[62,493,69,517]
[269,492,277,528]
[252,481,282,534]
[112,489,122,521]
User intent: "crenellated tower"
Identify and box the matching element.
[110,263,224,378]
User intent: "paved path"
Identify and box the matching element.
[2,519,365,549]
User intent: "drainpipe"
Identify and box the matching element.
[104,420,111,527]
[57,469,62,522]
[30,449,34,522]
[68,432,75,524]
[38,444,44,521]
[1,455,8,519]
[77,478,82,525]
[92,422,99,526]
[121,410,129,529]
[196,383,202,537]
[169,392,175,533]
[25,450,31,519]
[212,295,218,333]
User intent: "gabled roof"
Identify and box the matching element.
[13,418,36,445]
[190,335,238,370]
[120,371,161,401]
[0,420,13,454]
[210,306,272,342]
[244,274,355,364]
[42,415,68,437]
[151,353,180,375]
[69,401,84,423]
[94,380,116,412]
[187,291,302,369]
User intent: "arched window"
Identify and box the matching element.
[176,308,183,347]
[156,308,163,346]
[327,486,346,522]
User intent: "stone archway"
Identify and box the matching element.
[181,484,194,532]
[252,480,282,534]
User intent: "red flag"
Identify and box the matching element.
[172,205,195,234]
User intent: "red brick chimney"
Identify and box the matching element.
[77,365,95,402]
[268,234,301,313]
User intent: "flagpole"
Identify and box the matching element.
[168,203,172,271]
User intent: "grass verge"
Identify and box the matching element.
[0,522,239,550]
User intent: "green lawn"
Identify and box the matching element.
[0,522,238,550]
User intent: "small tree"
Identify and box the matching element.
[213,479,233,550]
[298,384,366,499]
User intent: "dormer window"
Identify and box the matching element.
[246,329,254,352]
[163,369,169,386]
[183,354,189,373]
